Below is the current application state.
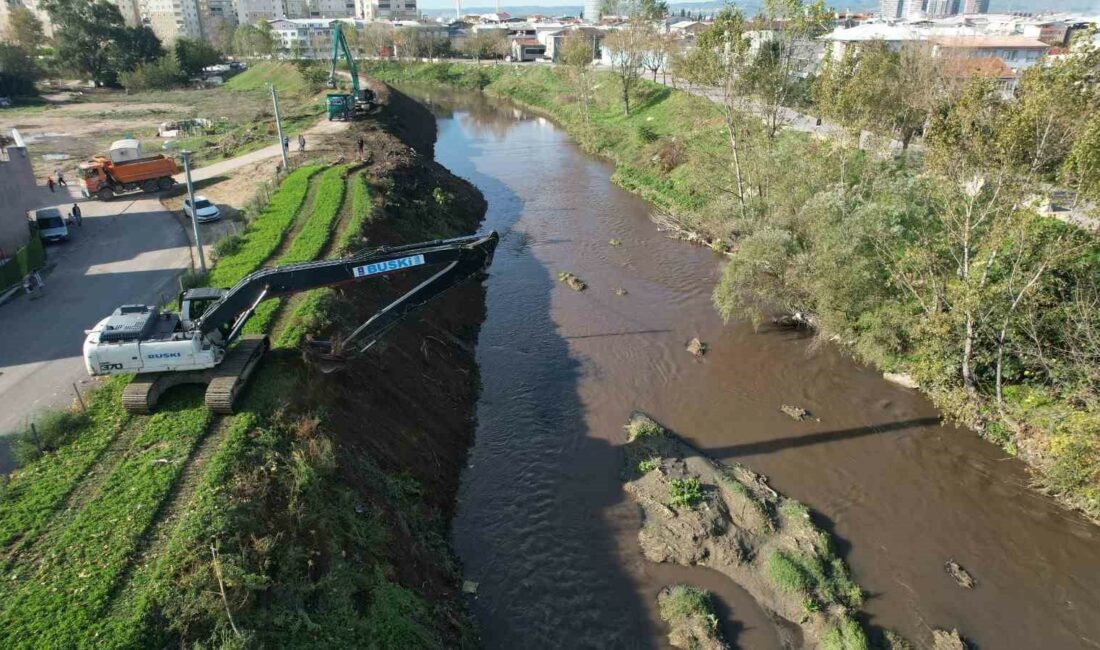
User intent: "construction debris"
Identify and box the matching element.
[780,404,811,421]
[558,272,587,291]
[945,560,976,589]
[686,338,707,356]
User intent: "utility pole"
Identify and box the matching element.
[181,150,206,274]
[270,83,290,172]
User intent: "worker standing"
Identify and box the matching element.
[356,135,365,160]
[282,136,289,152]
[298,134,306,152]
[71,203,82,226]
[55,168,67,186]
[46,177,55,192]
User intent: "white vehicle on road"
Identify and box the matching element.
[32,208,70,243]
[183,196,221,223]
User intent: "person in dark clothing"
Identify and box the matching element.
[356,135,365,160]
[298,134,306,152]
[283,136,289,151]
[71,203,82,226]
[46,177,55,192]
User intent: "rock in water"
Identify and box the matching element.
[557,271,587,291]
[945,560,975,588]
[780,404,810,421]
[686,338,707,356]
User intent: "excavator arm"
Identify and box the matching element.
[197,232,499,354]
[328,22,359,96]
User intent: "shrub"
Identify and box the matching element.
[638,457,660,474]
[213,233,244,261]
[11,410,90,466]
[668,477,703,507]
[821,618,870,650]
[626,417,664,441]
[636,124,659,144]
[118,55,184,91]
[653,137,686,172]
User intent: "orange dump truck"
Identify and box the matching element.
[79,139,179,201]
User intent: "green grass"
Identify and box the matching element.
[657,585,725,650]
[0,378,130,552]
[0,392,212,649]
[224,62,310,94]
[245,164,349,336]
[766,547,863,611]
[822,618,871,650]
[668,478,704,508]
[626,416,665,441]
[207,164,321,288]
[276,171,372,349]
[638,457,660,474]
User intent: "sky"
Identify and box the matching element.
[417,0,1100,14]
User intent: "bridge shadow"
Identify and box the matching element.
[706,417,942,458]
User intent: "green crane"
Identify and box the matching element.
[326,21,375,121]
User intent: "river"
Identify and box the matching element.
[404,86,1100,650]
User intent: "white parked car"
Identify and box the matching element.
[183,196,221,223]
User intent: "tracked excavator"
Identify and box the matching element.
[83,232,499,414]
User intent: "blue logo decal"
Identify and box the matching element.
[352,254,426,278]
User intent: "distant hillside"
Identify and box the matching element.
[419,0,1098,17]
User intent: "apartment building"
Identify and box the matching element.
[144,0,203,40]
[237,0,283,24]
[361,0,416,21]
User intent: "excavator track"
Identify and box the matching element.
[204,335,269,414]
[122,370,209,414]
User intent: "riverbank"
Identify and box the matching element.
[0,82,489,646]
[363,61,1100,523]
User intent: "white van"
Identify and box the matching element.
[32,207,70,243]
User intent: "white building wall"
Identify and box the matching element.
[143,0,203,40]
[238,0,285,25]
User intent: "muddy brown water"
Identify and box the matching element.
[404,86,1100,650]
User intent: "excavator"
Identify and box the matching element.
[83,232,499,414]
[326,21,375,121]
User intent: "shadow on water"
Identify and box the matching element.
[707,416,943,458]
[425,105,658,647]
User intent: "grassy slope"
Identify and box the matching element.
[363,61,1100,521]
[0,163,352,648]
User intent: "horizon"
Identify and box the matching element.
[415,0,1099,15]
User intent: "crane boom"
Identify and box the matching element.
[325,21,374,120]
[328,21,359,96]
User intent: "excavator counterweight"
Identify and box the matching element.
[85,232,499,414]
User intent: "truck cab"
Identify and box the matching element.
[78,162,109,198]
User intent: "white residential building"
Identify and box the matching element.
[237,0,285,25]
[143,0,203,40]
[932,35,1049,71]
[284,0,356,19]
[361,0,416,21]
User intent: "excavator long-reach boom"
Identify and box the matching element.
[83,232,499,414]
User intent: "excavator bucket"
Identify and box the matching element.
[303,338,348,374]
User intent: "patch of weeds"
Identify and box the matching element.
[10,410,90,466]
[179,268,208,291]
[668,478,703,508]
[626,417,664,441]
[821,617,870,650]
[767,550,812,594]
[638,457,661,474]
[212,233,244,261]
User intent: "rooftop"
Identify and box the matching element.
[933,35,1049,49]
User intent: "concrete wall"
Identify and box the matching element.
[0,135,36,259]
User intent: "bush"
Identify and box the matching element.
[637,124,659,144]
[212,233,244,261]
[179,268,208,291]
[118,55,184,91]
[0,44,39,96]
[10,410,90,466]
[668,477,703,507]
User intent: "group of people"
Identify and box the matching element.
[282,134,308,153]
[45,168,66,193]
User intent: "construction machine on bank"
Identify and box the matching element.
[83,233,499,414]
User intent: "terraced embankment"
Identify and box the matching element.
[0,83,489,648]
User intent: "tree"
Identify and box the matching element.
[560,30,597,125]
[175,37,221,77]
[118,54,183,91]
[232,23,275,58]
[41,0,162,86]
[459,30,508,63]
[601,0,667,113]
[743,0,831,139]
[358,23,392,58]
[5,7,45,51]
[0,44,39,96]
[641,30,675,82]
[678,7,752,217]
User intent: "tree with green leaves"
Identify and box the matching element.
[232,23,275,58]
[4,7,45,52]
[175,37,222,77]
[0,44,39,96]
[41,0,163,86]
[560,30,598,126]
[744,0,831,139]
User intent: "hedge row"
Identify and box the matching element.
[207,164,321,288]
[0,237,46,292]
[246,164,348,336]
